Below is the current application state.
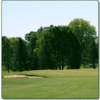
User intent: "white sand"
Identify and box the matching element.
[4,75,43,78]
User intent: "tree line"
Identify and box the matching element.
[2,18,98,72]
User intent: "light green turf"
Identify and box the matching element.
[2,69,99,99]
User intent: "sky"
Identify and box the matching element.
[2,1,98,39]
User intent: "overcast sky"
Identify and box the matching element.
[2,1,98,39]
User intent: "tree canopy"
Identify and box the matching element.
[2,18,98,72]
[68,18,97,65]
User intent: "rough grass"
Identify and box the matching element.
[2,68,99,99]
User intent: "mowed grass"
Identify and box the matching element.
[2,69,99,99]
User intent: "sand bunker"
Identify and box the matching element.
[4,75,43,78]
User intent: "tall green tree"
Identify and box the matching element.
[17,38,28,72]
[36,29,57,69]
[9,37,19,71]
[88,40,98,69]
[36,25,81,70]
[67,31,81,69]
[9,37,28,71]
[2,36,11,73]
[50,26,81,69]
[68,18,96,65]
[25,31,38,70]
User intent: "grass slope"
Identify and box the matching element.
[2,69,99,99]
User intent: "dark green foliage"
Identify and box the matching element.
[81,37,98,69]
[2,18,98,71]
[89,41,98,69]
[67,32,81,69]
[10,38,19,71]
[2,36,11,73]
[68,18,97,66]
[17,38,28,71]
[9,37,28,71]
[36,26,81,69]
[37,30,57,69]
[25,31,39,70]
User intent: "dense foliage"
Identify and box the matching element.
[2,18,98,72]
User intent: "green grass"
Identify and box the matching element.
[2,69,99,99]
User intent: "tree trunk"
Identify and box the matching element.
[93,63,96,69]
[62,57,64,70]
[59,66,61,70]
[62,64,64,70]
[7,65,10,73]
